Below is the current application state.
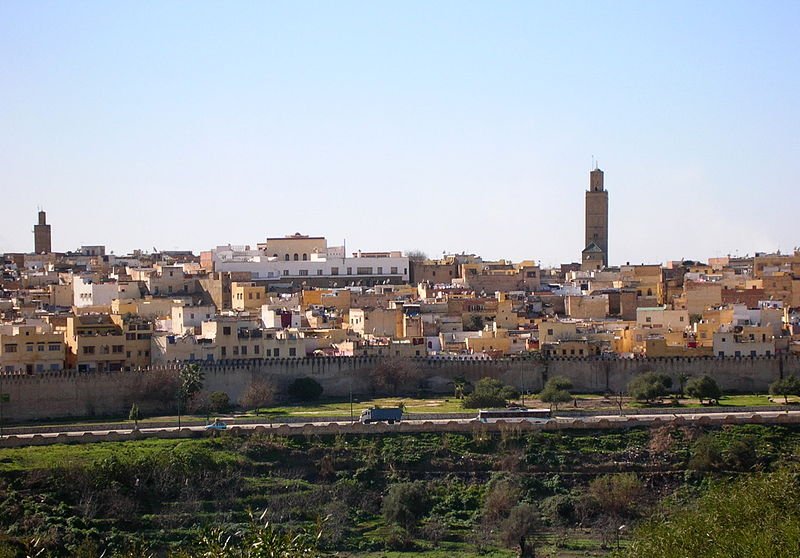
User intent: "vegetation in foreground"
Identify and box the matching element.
[1,423,800,556]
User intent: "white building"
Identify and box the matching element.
[73,276,118,308]
[210,241,409,284]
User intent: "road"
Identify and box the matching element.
[3,409,800,445]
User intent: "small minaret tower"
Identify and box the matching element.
[34,210,52,254]
[582,167,608,269]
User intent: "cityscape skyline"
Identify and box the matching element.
[2,2,799,264]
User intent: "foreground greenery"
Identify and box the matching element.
[3,422,800,556]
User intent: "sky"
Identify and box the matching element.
[1,1,798,267]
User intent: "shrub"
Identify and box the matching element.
[685,375,722,404]
[382,482,431,531]
[208,391,231,413]
[463,377,518,409]
[288,377,324,401]
[628,372,673,403]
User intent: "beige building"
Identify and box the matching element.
[566,294,609,320]
[231,282,267,312]
[258,233,328,262]
[0,324,65,373]
[65,315,127,372]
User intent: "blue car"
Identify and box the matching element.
[205,421,227,431]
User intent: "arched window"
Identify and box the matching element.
[302,253,308,261]
[284,254,289,261]
[293,253,299,261]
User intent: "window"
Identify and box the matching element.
[645,317,652,323]
[223,326,231,335]
[284,254,289,261]
[347,267,352,275]
[357,267,373,275]
[248,292,253,299]
[377,267,383,274]
[221,346,227,357]
[331,267,339,275]
[254,345,260,355]
[293,253,299,261]
[283,270,289,276]
[547,329,554,335]
[317,269,323,276]
[299,269,308,276]
[390,267,398,274]
[289,347,296,356]
[274,348,280,357]
[37,344,45,351]
[83,346,96,355]
[302,253,308,261]
[126,333,136,340]
[265,349,272,356]
[233,346,239,356]
[112,345,124,353]
[241,346,247,355]
[48,344,60,351]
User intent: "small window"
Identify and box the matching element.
[289,347,296,357]
[223,326,231,335]
[274,348,280,357]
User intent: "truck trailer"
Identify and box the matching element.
[359,407,403,424]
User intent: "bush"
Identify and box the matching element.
[628,372,673,403]
[382,482,431,531]
[540,376,573,410]
[770,375,800,404]
[463,377,519,409]
[208,391,231,413]
[287,377,324,401]
[685,375,722,404]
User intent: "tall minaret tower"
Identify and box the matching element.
[582,167,608,269]
[34,210,52,254]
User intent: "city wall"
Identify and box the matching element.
[2,354,799,422]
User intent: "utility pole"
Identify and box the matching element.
[349,373,354,423]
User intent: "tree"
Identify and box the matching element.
[406,249,428,262]
[685,375,722,405]
[770,375,800,404]
[241,380,275,415]
[288,377,324,401]
[178,363,204,426]
[500,503,542,558]
[370,357,421,396]
[382,481,431,532]
[208,391,231,413]
[627,372,672,403]
[588,473,643,518]
[463,377,518,409]
[539,376,573,411]
[128,403,140,430]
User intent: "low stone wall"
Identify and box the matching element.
[3,412,800,449]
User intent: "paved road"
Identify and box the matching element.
[4,410,800,443]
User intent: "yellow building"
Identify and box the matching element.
[110,313,154,369]
[0,325,66,373]
[65,315,127,372]
[231,282,267,312]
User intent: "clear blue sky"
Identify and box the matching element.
[1,1,798,266]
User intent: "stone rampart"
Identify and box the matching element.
[1,354,798,422]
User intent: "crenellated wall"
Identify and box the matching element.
[1,354,799,422]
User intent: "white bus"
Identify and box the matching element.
[476,408,552,423]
